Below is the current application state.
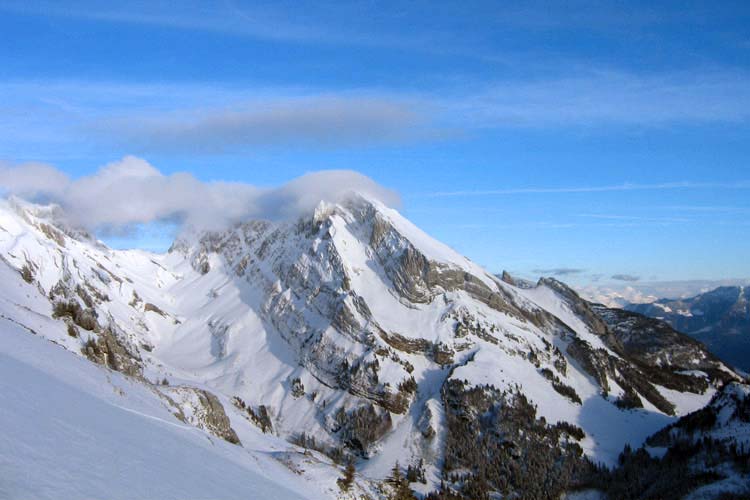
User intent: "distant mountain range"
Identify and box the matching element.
[625,286,750,372]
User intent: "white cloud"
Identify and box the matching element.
[0,156,400,231]
[0,162,70,199]
[99,97,427,153]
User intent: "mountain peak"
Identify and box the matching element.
[3,197,96,245]
[0,193,743,499]
[626,284,750,371]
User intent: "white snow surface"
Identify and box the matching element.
[0,322,321,500]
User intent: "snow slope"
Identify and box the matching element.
[0,322,319,500]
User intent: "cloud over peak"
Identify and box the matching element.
[0,156,400,231]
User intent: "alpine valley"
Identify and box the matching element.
[1,194,748,500]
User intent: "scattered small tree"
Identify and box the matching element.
[290,377,305,398]
[20,264,34,283]
[337,459,355,492]
[406,459,426,484]
[387,462,417,500]
[83,336,98,353]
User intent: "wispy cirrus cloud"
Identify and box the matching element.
[0,81,435,154]
[0,0,328,44]
[611,274,641,282]
[0,0,487,56]
[3,69,750,158]
[457,70,750,127]
[651,205,750,213]
[424,180,750,198]
[96,97,431,153]
[575,213,691,223]
[533,268,585,276]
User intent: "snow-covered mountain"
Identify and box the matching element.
[0,194,746,499]
[626,287,750,371]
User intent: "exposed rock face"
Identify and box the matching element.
[143,302,167,317]
[231,397,274,434]
[538,278,621,349]
[37,222,66,247]
[498,271,536,289]
[540,278,738,414]
[379,330,453,365]
[334,403,392,456]
[52,299,99,332]
[163,387,241,445]
[541,279,735,388]
[368,208,534,322]
[500,270,516,286]
[565,337,675,413]
[195,389,242,445]
[82,327,143,378]
[592,304,736,391]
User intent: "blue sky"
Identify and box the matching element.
[1,0,749,285]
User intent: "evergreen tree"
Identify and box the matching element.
[337,459,355,492]
[387,462,417,500]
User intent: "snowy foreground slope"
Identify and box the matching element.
[1,195,747,499]
[0,324,323,500]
